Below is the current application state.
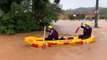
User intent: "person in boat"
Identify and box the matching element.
[45,25,59,40]
[79,22,92,39]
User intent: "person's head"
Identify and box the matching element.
[85,22,90,26]
[48,25,53,29]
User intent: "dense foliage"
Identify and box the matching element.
[0,0,61,34]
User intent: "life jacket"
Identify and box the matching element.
[49,29,59,39]
[83,26,92,36]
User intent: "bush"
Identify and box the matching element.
[68,14,75,20]
[0,10,41,34]
[0,12,16,34]
[0,1,61,34]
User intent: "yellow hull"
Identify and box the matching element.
[25,35,95,48]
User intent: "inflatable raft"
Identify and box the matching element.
[25,35,95,48]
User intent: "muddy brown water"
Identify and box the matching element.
[0,20,107,60]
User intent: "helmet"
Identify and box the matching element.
[48,25,53,29]
[85,22,90,26]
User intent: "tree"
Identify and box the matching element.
[54,0,60,4]
[0,0,22,13]
[0,0,62,34]
[32,0,61,26]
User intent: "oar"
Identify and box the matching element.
[75,16,85,33]
[43,26,46,42]
[42,26,46,49]
[75,22,83,33]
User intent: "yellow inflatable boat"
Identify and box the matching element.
[25,35,95,48]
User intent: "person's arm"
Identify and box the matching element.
[81,25,85,28]
[50,30,54,35]
[46,29,50,32]
[80,22,84,28]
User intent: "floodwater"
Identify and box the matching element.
[0,20,107,60]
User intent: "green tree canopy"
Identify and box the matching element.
[0,0,62,34]
[0,0,22,13]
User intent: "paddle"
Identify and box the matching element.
[42,26,46,49]
[74,16,87,33]
[75,22,83,33]
[75,16,87,33]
